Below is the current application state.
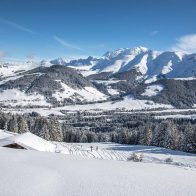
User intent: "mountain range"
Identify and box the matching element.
[0,46,195,109]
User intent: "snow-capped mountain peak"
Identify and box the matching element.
[89,46,196,80]
[103,46,148,59]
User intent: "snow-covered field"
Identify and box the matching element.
[54,142,196,169]
[155,114,196,119]
[0,130,196,196]
[0,145,196,196]
[1,96,173,116]
[0,89,50,106]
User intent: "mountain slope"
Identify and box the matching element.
[0,65,107,106]
[90,47,196,81]
[49,46,196,82]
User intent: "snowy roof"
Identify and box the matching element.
[0,129,16,139]
[0,131,55,152]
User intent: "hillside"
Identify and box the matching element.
[0,145,196,196]
[0,64,107,106]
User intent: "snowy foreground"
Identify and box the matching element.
[0,130,196,196]
[0,143,196,196]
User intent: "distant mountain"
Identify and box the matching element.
[50,58,67,65]
[67,56,98,67]
[50,56,98,67]
[90,47,196,81]
[49,47,196,82]
[0,65,107,106]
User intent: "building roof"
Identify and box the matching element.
[0,131,56,152]
[0,129,16,139]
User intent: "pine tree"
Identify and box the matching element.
[49,118,63,142]
[163,121,179,150]
[17,116,29,133]
[7,115,18,133]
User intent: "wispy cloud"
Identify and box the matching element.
[0,18,35,34]
[150,30,159,36]
[171,34,196,53]
[0,51,7,58]
[53,36,84,51]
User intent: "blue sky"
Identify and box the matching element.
[0,0,196,60]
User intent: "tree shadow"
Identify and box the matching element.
[105,143,196,157]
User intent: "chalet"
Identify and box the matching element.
[0,131,56,152]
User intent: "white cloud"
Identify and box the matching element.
[171,34,196,53]
[0,51,7,58]
[0,18,35,34]
[150,30,159,36]
[53,36,84,51]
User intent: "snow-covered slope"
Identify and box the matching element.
[0,146,196,196]
[52,82,107,102]
[92,47,149,73]
[90,47,196,80]
[0,88,50,106]
[141,85,163,97]
[0,65,108,106]
[0,60,51,79]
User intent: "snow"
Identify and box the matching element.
[49,96,173,112]
[155,114,196,119]
[141,85,163,97]
[0,89,50,106]
[173,77,196,80]
[0,130,15,139]
[0,129,195,195]
[175,51,184,61]
[54,142,196,168]
[0,75,24,85]
[144,75,158,84]
[134,54,148,74]
[80,69,98,77]
[0,96,174,117]
[92,79,125,84]
[107,87,119,95]
[166,54,196,78]
[52,81,108,102]
[0,61,40,78]
[161,60,173,74]
[0,132,55,152]
[68,65,94,71]
[0,144,196,196]
[92,47,149,73]
[90,47,195,81]
[0,72,43,85]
